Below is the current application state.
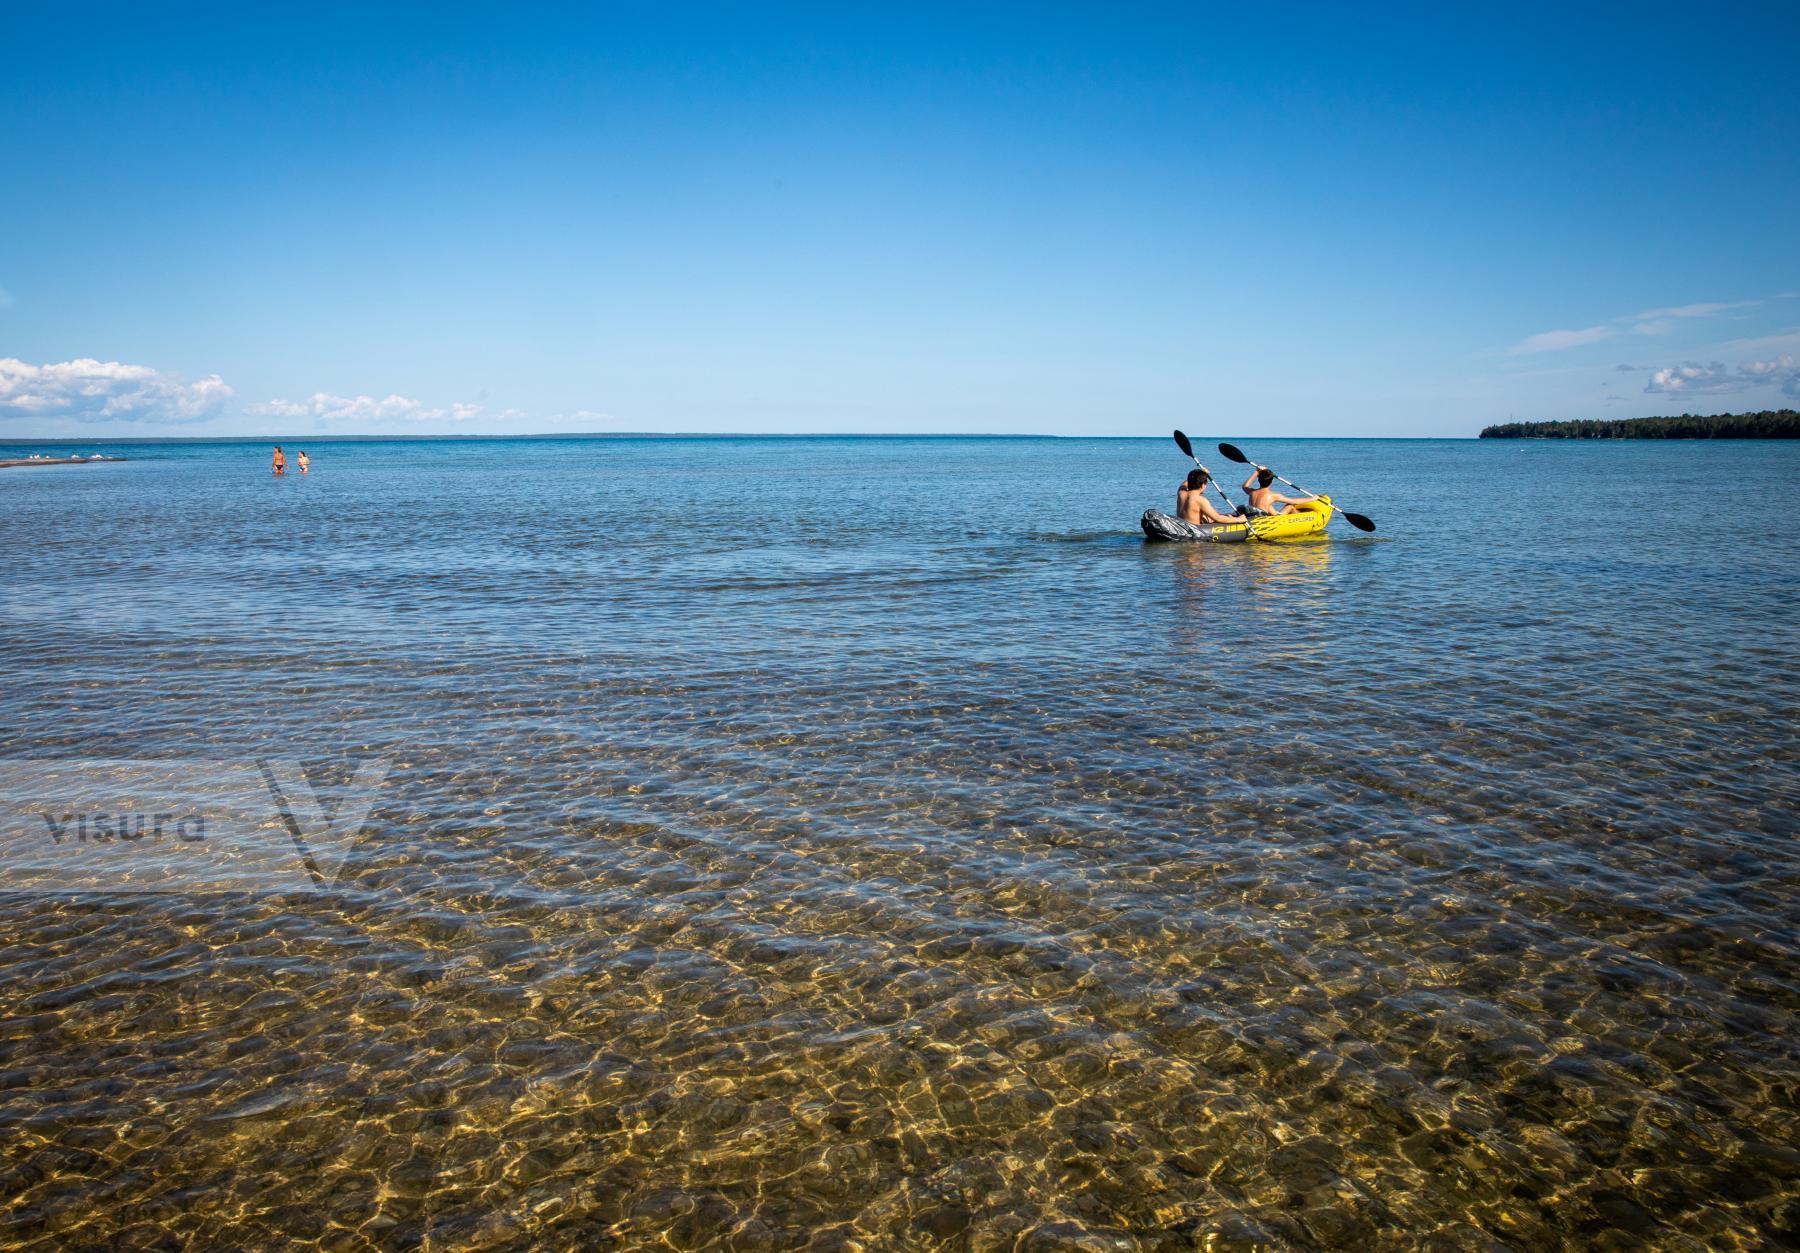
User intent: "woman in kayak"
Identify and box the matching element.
[1178,469,1242,526]
[1241,466,1316,516]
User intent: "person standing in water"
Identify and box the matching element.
[1240,466,1316,516]
[296,450,310,474]
[271,446,286,477]
[1178,469,1242,526]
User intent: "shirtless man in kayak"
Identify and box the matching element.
[1241,466,1316,516]
[1178,469,1243,526]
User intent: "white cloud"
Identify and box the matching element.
[1645,362,1727,392]
[1714,329,1800,357]
[1644,353,1798,398]
[1741,355,1800,390]
[1631,301,1755,321]
[0,357,233,423]
[1508,325,1613,355]
[1509,296,1767,355]
[248,392,483,424]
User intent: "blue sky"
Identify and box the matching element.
[3,2,1797,437]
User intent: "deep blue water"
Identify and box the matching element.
[1,436,1796,1247]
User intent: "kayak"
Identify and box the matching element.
[1141,495,1332,543]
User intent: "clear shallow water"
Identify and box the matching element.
[0,435,1796,1249]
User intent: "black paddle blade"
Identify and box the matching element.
[1173,430,1194,459]
[1217,442,1249,464]
[1343,512,1376,532]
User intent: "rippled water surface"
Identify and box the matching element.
[1,436,1797,1250]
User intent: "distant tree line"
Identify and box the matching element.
[1479,410,1799,439]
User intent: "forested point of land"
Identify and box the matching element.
[1479,410,1799,439]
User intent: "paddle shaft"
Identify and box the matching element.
[1258,467,1372,530]
[1218,440,1375,531]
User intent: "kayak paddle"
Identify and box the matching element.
[1172,430,1247,519]
[1217,442,1376,532]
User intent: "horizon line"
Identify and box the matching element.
[0,431,1484,443]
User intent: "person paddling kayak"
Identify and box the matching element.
[1178,469,1242,526]
[1241,466,1317,516]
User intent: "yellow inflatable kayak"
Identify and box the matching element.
[1246,494,1332,541]
[1141,495,1333,543]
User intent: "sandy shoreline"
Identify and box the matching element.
[0,456,128,469]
